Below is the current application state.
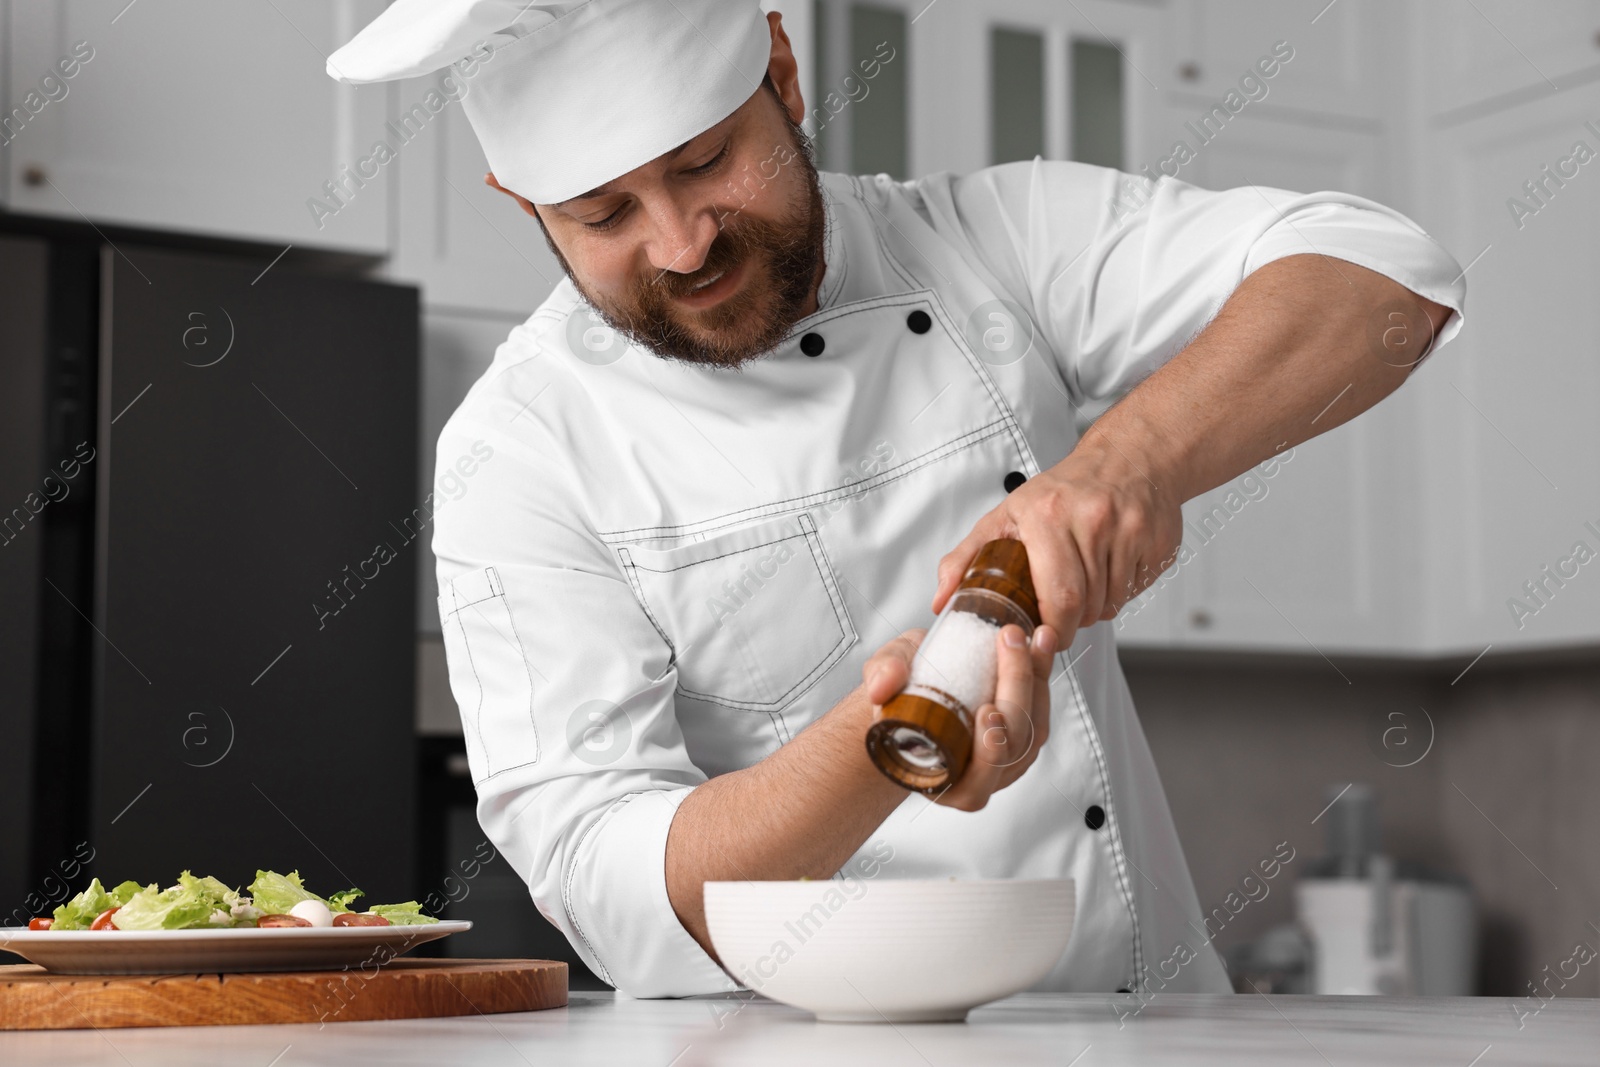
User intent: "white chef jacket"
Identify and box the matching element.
[432,158,1467,998]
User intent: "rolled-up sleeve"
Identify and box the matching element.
[914,158,1467,402]
[431,346,735,998]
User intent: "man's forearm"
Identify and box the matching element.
[664,688,909,961]
[1079,254,1453,509]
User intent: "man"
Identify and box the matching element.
[330,0,1462,997]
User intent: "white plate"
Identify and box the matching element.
[0,921,472,975]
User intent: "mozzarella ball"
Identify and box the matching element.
[288,899,334,927]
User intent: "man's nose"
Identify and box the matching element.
[643,200,721,276]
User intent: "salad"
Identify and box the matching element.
[26,870,440,932]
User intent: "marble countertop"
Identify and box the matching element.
[3,990,1594,1066]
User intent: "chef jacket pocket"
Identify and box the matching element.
[618,512,856,711]
[437,566,539,783]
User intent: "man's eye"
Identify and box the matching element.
[686,143,730,175]
[583,206,627,232]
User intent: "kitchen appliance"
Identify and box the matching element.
[1295,784,1476,995]
[1,224,420,945]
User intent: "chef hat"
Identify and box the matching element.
[327,0,773,204]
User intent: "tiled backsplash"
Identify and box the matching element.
[1127,653,1600,998]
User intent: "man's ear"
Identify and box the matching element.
[764,11,806,127]
[484,171,540,219]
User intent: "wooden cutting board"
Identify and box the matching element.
[0,958,567,1030]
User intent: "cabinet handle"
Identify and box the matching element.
[1178,61,1201,82]
[22,164,47,187]
[1189,609,1213,629]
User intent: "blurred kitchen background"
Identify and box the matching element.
[3,0,1597,997]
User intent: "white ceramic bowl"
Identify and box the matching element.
[704,878,1074,1023]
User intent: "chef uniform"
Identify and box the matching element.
[330,0,1467,999]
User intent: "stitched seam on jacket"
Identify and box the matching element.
[1062,658,1144,989]
[819,180,851,308]
[851,178,923,292]
[462,599,540,782]
[858,177,1043,482]
[561,796,623,989]
[444,581,488,782]
[497,577,541,766]
[445,577,540,785]
[598,418,1010,543]
[626,531,807,573]
[618,550,677,657]
[670,521,853,711]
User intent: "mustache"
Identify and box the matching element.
[640,222,761,300]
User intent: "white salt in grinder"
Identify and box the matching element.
[866,538,1042,793]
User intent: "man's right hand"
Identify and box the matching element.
[861,622,1058,811]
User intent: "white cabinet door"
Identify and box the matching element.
[1421,0,1600,120]
[1417,84,1600,653]
[906,0,1168,177]
[5,0,389,254]
[1164,0,1392,122]
[1121,112,1413,655]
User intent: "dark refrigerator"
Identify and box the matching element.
[1,231,420,936]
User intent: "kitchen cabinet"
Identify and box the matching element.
[1420,0,1600,121]
[1124,73,1600,657]
[1411,83,1600,653]
[1163,0,1393,123]
[905,0,1168,177]
[3,0,390,254]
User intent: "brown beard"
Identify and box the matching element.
[538,99,827,370]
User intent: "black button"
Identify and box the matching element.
[1003,470,1027,493]
[906,309,932,334]
[1085,805,1106,831]
[800,332,825,357]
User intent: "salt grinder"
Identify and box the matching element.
[866,538,1042,794]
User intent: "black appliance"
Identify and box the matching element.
[1,227,419,938]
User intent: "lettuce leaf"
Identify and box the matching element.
[51,878,150,930]
[48,871,434,930]
[326,888,364,913]
[246,870,327,916]
[111,870,241,930]
[366,901,439,926]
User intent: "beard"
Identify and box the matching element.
[539,108,827,370]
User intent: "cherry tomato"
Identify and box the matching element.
[332,912,390,927]
[257,914,313,928]
[28,917,53,931]
[90,907,119,930]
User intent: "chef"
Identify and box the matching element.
[329,1,1464,998]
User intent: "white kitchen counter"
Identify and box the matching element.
[2,989,1594,1065]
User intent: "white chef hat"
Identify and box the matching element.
[327,0,773,205]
